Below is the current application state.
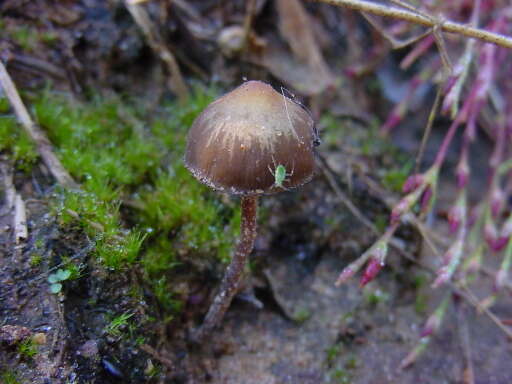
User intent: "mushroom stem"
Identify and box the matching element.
[191,195,258,342]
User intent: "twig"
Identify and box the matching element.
[409,214,512,292]
[388,0,427,17]
[415,84,443,172]
[390,0,453,74]
[365,0,452,75]
[362,13,432,49]
[317,155,379,235]
[395,241,512,341]
[308,0,512,50]
[0,61,77,188]
[404,213,441,257]
[50,304,68,377]
[327,155,512,338]
[14,194,27,244]
[11,54,66,80]
[125,0,189,103]
[139,344,175,370]
[0,162,26,243]
[459,285,512,340]
[242,0,258,52]
[455,299,475,384]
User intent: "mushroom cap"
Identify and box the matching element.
[184,80,317,195]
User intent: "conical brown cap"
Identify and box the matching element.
[184,81,317,195]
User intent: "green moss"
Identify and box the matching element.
[364,288,390,306]
[152,276,183,315]
[0,96,9,113]
[104,312,134,338]
[413,273,429,314]
[330,368,352,384]
[34,94,161,189]
[29,254,43,267]
[140,167,240,263]
[41,31,58,46]
[382,161,413,192]
[0,116,39,171]
[96,229,147,270]
[10,25,39,51]
[374,214,388,233]
[29,85,239,315]
[60,256,85,280]
[17,338,38,359]
[54,189,145,269]
[325,345,358,384]
[292,307,312,324]
[0,371,20,384]
[0,22,53,52]
[141,237,179,277]
[325,344,342,366]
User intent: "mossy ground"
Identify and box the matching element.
[0,85,239,316]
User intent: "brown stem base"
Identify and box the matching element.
[190,195,258,343]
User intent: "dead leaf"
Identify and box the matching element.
[275,0,334,94]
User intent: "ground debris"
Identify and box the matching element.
[0,324,31,346]
[13,193,27,243]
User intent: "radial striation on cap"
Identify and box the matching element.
[184,80,317,195]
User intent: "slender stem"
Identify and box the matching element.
[191,195,258,342]
[434,100,469,167]
[307,0,512,50]
[415,83,442,173]
[242,0,258,52]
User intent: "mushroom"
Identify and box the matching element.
[185,80,318,341]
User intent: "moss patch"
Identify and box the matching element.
[0,113,39,171]
[1,85,240,315]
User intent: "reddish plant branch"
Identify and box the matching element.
[308,0,512,50]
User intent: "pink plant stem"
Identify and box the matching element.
[490,121,506,172]
[400,34,435,69]
[433,107,466,168]
[309,0,512,50]
[335,223,398,286]
[435,17,502,170]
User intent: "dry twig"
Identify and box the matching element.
[139,343,175,370]
[361,13,431,49]
[242,0,258,52]
[0,62,77,188]
[415,85,443,173]
[455,300,475,384]
[317,155,379,235]
[0,162,26,243]
[125,0,189,103]
[460,285,512,340]
[308,0,512,50]
[14,194,27,244]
